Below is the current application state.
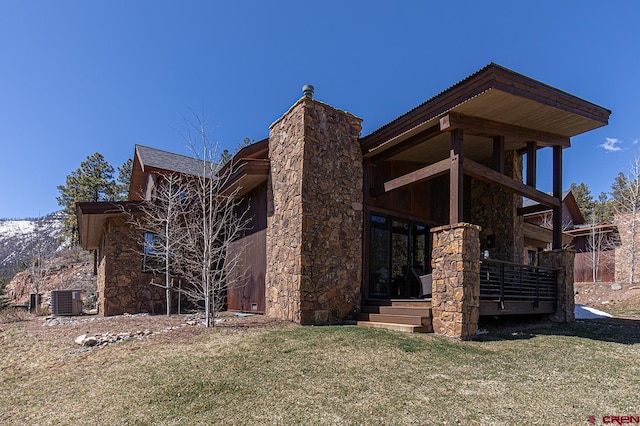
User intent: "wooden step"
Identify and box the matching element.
[390,300,432,307]
[362,306,432,317]
[357,321,433,333]
[366,313,428,326]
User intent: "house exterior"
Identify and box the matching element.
[568,222,619,282]
[77,63,610,338]
[521,191,584,265]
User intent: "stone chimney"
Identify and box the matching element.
[265,92,363,324]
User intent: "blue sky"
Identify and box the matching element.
[1,0,638,218]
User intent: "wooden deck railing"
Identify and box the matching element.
[479,258,557,310]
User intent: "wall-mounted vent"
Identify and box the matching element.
[51,290,84,316]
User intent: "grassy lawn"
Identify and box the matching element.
[1,318,640,425]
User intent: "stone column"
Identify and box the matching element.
[430,223,481,339]
[539,249,575,322]
[265,96,363,324]
[470,151,524,263]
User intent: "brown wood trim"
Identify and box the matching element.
[517,204,551,216]
[365,205,442,227]
[463,159,560,208]
[481,257,558,272]
[370,158,450,197]
[219,159,270,196]
[369,123,442,162]
[440,112,571,147]
[480,300,555,316]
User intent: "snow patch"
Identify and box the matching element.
[0,220,36,237]
[574,304,612,319]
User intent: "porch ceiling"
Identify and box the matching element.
[366,88,608,164]
[361,63,610,164]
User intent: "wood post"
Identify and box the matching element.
[450,129,464,224]
[493,136,505,173]
[526,141,537,187]
[552,145,563,249]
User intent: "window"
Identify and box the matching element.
[527,250,537,266]
[143,232,164,273]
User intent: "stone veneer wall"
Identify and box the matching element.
[431,223,481,339]
[470,151,524,263]
[539,249,576,322]
[265,96,363,324]
[97,217,164,316]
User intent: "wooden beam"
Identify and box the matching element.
[463,159,561,208]
[526,141,537,187]
[493,136,505,173]
[517,204,551,216]
[370,124,442,163]
[370,158,450,197]
[440,112,571,147]
[450,129,464,224]
[553,145,563,249]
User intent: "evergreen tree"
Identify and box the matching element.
[569,182,595,220]
[56,153,119,243]
[594,192,614,223]
[116,158,133,200]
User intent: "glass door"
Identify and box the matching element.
[368,213,430,299]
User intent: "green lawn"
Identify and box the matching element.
[1,319,639,425]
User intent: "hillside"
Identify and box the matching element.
[0,213,96,308]
[0,212,64,273]
[5,247,95,307]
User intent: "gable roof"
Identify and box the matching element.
[129,145,216,200]
[522,190,585,226]
[135,144,205,176]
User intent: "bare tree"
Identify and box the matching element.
[613,153,640,285]
[28,218,57,312]
[585,215,616,282]
[124,172,190,316]
[173,113,250,327]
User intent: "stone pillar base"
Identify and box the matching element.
[431,223,481,340]
[539,249,575,323]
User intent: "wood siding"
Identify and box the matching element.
[227,183,267,312]
[574,251,616,283]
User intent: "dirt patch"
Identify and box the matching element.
[575,281,640,317]
[575,282,640,306]
[2,311,280,352]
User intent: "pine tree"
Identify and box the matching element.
[116,158,133,200]
[56,153,119,243]
[569,182,595,220]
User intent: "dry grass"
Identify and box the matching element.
[0,307,30,324]
[1,315,640,425]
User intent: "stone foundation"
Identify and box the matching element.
[430,223,481,339]
[539,249,575,322]
[265,96,363,324]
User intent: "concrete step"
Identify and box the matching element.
[357,321,433,333]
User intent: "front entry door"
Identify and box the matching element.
[368,213,430,299]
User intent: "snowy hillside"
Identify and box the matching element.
[0,213,64,272]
